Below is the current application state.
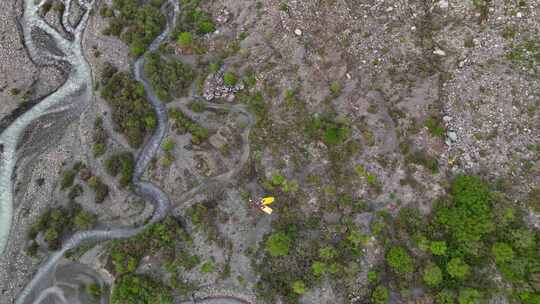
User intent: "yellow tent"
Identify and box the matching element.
[261,197,274,205]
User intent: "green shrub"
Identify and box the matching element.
[177,31,193,47]
[446,257,469,280]
[101,72,156,147]
[292,281,306,294]
[265,232,292,257]
[105,152,135,187]
[458,288,481,304]
[200,261,214,273]
[86,283,102,299]
[88,176,109,204]
[491,242,514,264]
[111,274,172,304]
[312,261,327,276]
[223,72,238,86]
[74,210,97,230]
[371,285,389,304]
[106,1,166,56]
[386,246,414,275]
[425,116,445,138]
[61,170,77,190]
[93,143,106,157]
[168,108,209,144]
[329,81,342,96]
[423,264,443,287]
[435,175,494,251]
[430,241,447,256]
[162,138,175,152]
[435,290,455,304]
[144,52,194,102]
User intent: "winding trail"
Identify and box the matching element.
[11,0,255,303]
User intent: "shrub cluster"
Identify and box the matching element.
[143,52,195,102]
[168,107,209,144]
[101,0,166,56]
[101,72,157,148]
[27,204,97,252]
[105,152,135,187]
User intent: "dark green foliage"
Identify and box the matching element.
[68,184,84,200]
[93,117,108,157]
[177,31,193,47]
[265,232,292,257]
[175,0,215,35]
[386,246,414,275]
[105,152,135,187]
[88,176,109,204]
[423,263,443,287]
[186,202,221,243]
[168,108,209,144]
[111,274,172,304]
[435,175,494,253]
[27,204,97,251]
[74,210,97,230]
[143,52,194,102]
[86,283,102,299]
[306,114,350,146]
[61,169,77,190]
[101,72,156,148]
[446,257,469,280]
[104,0,166,56]
[371,285,389,304]
[108,216,192,276]
[223,72,238,86]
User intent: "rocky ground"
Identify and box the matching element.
[0,0,539,303]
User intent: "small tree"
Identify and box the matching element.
[491,242,514,264]
[177,32,193,47]
[371,285,389,304]
[386,246,414,275]
[292,280,306,294]
[447,257,470,280]
[265,232,291,257]
[223,72,238,86]
[430,241,447,256]
[458,288,481,304]
[423,264,443,287]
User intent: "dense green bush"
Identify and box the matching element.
[111,274,172,304]
[103,0,166,56]
[105,152,135,187]
[223,72,238,86]
[175,0,215,35]
[88,176,109,204]
[435,175,494,253]
[93,117,108,157]
[265,232,292,257]
[27,204,98,251]
[101,72,156,148]
[108,216,192,276]
[371,285,389,304]
[305,114,350,146]
[386,246,414,275]
[168,108,208,144]
[143,52,194,102]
